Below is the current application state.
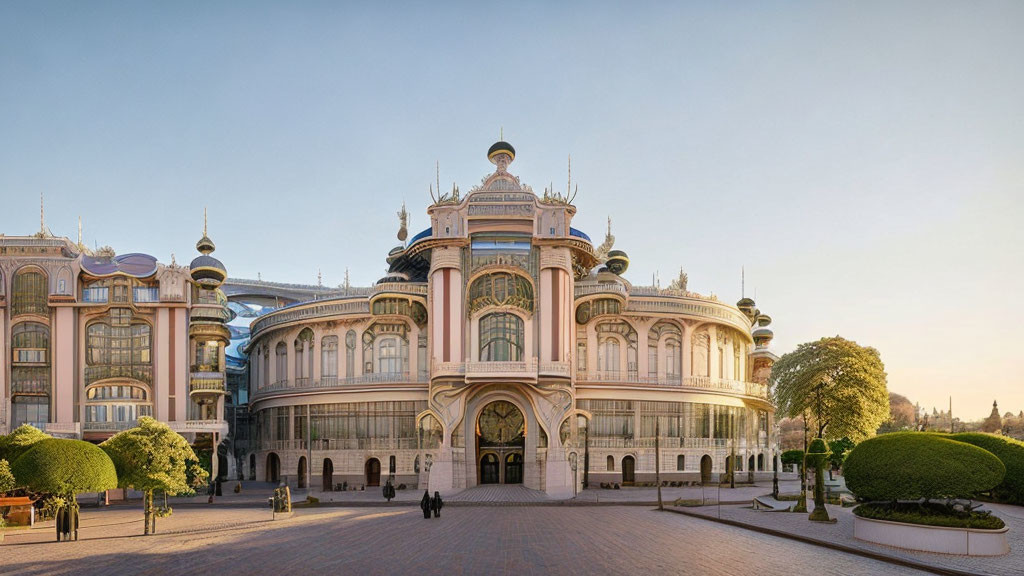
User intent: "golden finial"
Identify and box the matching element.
[436,161,440,199]
[40,192,45,235]
[500,126,503,140]
[203,207,208,237]
[77,216,83,246]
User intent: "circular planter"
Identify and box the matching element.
[854,515,1009,556]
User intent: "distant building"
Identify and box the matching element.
[981,400,1003,434]
[235,141,780,496]
[0,214,231,479]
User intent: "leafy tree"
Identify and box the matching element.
[11,438,118,540]
[101,417,208,535]
[0,459,15,494]
[771,336,889,442]
[827,437,856,474]
[877,393,916,433]
[0,425,51,463]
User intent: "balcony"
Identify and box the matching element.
[538,361,572,378]
[190,372,227,397]
[252,373,429,399]
[465,358,539,383]
[133,287,160,303]
[82,287,108,303]
[260,437,418,452]
[83,420,138,432]
[43,422,81,438]
[167,420,229,436]
[575,372,770,400]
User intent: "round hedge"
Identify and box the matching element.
[11,438,118,497]
[947,432,1024,505]
[844,432,1004,501]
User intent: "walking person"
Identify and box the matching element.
[420,490,432,519]
[431,491,443,518]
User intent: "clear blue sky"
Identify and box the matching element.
[2,2,1022,420]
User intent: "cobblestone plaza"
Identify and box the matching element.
[1,500,931,576]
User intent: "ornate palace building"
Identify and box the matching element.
[240,141,779,497]
[0,213,232,479]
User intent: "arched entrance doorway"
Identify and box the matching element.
[297,456,307,489]
[266,453,280,483]
[249,454,256,481]
[700,454,712,484]
[505,453,523,484]
[480,453,499,484]
[365,458,381,487]
[476,400,525,485]
[622,455,635,485]
[323,459,334,491]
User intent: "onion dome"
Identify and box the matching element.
[196,235,215,255]
[487,141,515,164]
[190,210,226,288]
[736,297,756,320]
[752,313,773,348]
[190,254,226,288]
[606,249,630,275]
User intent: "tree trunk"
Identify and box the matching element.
[809,460,831,522]
[143,490,152,536]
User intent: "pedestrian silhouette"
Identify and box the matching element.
[431,491,443,518]
[420,490,432,519]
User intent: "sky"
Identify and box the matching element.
[1,2,1021,421]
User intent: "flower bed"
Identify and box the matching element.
[853,503,1008,556]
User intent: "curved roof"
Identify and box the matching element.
[487,140,515,161]
[569,227,592,243]
[190,254,226,272]
[408,227,432,246]
[81,253,158,278]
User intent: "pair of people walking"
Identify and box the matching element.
[420,490,443,519]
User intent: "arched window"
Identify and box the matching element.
[479,313,524,361]
[345,330,356,377]
[85,321,152,387]
[666,338,681,378]
[607,455,615,471]
[598,338,620,373]
[275,342,287,383]
[321,336,338,380]
[294,328,314,381]
[12,322,49,363]
[12,269,48,317]
[677,454,685,471]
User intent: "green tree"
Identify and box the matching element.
[101,417,208,535]
[827,437,856,476]
[10,438,118,539]
[0,424,51,463]
[0,459,15,494]
[771,336,889,442]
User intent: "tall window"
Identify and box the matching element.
[345,330,356,378]
[294,329,313,380]
[479,313,523,361]
[598,338,620,373]
[12,322,49,363]
[666,338,681,378]
[377,337,402,374]
[12,269,48,317]
[85,321,152,385]
[275,342,287,383]
[321,336,338,379]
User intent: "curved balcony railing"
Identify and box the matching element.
[574,283,629,299]
[576,372,769,399]
[260,437,418,451]
[253,372,429,398]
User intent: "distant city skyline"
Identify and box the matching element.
[2,2,1021,420]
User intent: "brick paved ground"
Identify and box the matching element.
[676,499,1023,576]
[1,501,931,576]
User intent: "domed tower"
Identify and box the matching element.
[188,210,230,416]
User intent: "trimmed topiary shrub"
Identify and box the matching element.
[844,432,1004,502]
[11,438,118,498]
[0,425,51,464]
[947,432,1024,505]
